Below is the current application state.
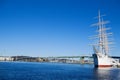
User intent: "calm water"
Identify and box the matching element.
[0,62,120,80]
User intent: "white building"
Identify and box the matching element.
[0,56,13,61]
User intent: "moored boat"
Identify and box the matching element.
[91,11,119,68]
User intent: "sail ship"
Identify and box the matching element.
[91,11,119,68]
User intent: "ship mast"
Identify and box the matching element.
[98,10,103,54]
[91,11,111,55]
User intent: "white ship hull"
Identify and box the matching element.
[93,53,112,67]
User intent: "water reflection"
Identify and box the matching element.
[93,68,120,80]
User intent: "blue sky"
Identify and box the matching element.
[0,0,120,57]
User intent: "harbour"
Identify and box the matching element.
[0,0,120,80]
